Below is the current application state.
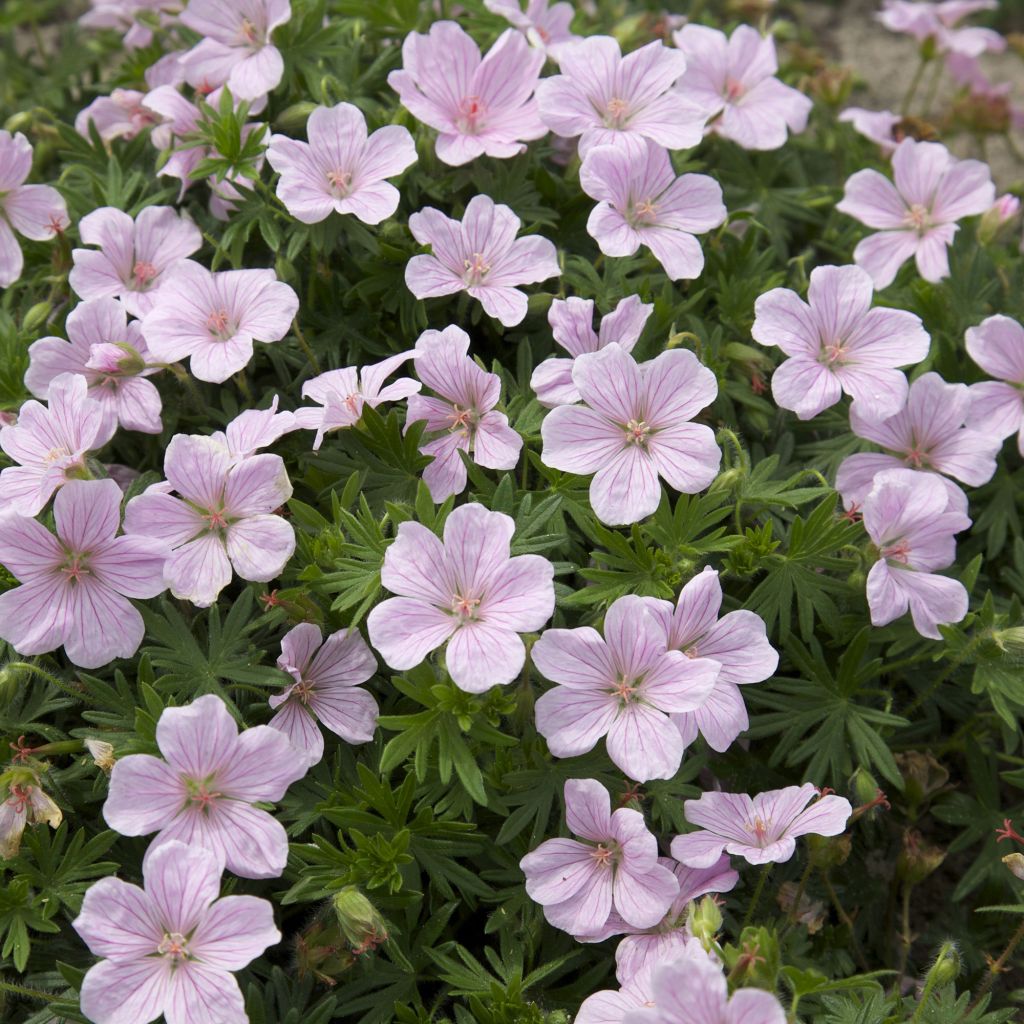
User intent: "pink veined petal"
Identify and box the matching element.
[639,225,705,280]
[724,988,788,1024]
[405,253,465,299]
[531,357,579,407]
[770,357,844,419]
[0,511,62,580]
[228,44,285,100]
[535,686,617,757]
[572,343,644,422]
[473,411,523,470]
[224,514,295,582]
[366,596,458,670]
[78,957,171,1024]
[477,553,554,632]
[641,650,719,713]
[930,156,994,221]
[3,184,68,239]
[269,698,325,766]
[421,431,469,502]
[104,754,185,835]
[60,576,147,669]
[751,287,821,358]
[549,296,599,357]
[928,427,999,486]
[73,876,163,960]
[665,568,723,649]
[521,837,602,903]
[143,840,222,935]
[163,961,248,1024]
[966,381,1023,439]
[532,626,617,689]
[163,534,233,607]
[564,778,614,840]
[543,865,614,935]
[647,422,721,494]
[837,169,909,230]
[0,576,72,659]
[786,794,853,840]
[673,679,749,753]
[605,702,684,781]
[541,405,631,474]
[669,829,731,869]
[682,790,759,844]
[123,492,205,548]
[188,895,281,969]
[698,610,779,685]
[216,724,307,801]
[965,314,1024,382]
[444,620,525,691]
[156,695,239,779]
[469,283,529,327]
[379,520,455,604]
[852,230,922,289]
[613,860,679,929]
[0,217,23,288]
[603,595,668,678]
[892,139,951,207]
[589,445,662,526]
[310,684,379,745]
[587,203,643,258]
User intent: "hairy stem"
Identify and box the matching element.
[966,915,1024,1016]
[741,864,772,931]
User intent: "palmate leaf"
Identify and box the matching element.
[13,826,118,916]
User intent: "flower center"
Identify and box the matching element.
[820,339,848,366]
[450,594,480,621]
[611,674,639,704]
[60,554,91,584]
[724,76,746,101]
[631,198,658,225]
[132,260,158,287]
[463,252,491,286]
[683,645,699,659]
[291,679,316,705]
[456,95,487,134]
[202,508,230,531]
[746,816,771,844]
[184,778,222,813]
[6,785,30,814]
[624,419,651,447]
[327,169,353,197]
[207,309,235,341]
[904,202,930,232]
[590,841,619,868]
[447,404,478,436]
[240,17,260,44]
[604,97,630,128]
[904,446,929,469]
[883,539,912,564]
[158,932,191,960]
[44,445,72,464]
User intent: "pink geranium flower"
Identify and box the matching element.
[838,107,904,155]
[835,371,1000,513]
[69,205,202,318]
[647,568,778,755]
[25,298,163,436]
[0,130,69,288]
[267,103,416,225]
[366,502,555,692]
[672,25,813,151]
[751,264,930,420]
[123,434,295,607]
[79,0,178,49]
[541,344,721,526]
[0,373,114,518]
[269,623,378,766]
[577,964,657,1024]
[861,468,971,638]
[878,0,1004,56]
[532,295,653,407]
[405,195,560,327]
[483,0,577,57]
[536,36,703,156]
[75,89,160,143]
[388,22,546,166]
[179,0,291,100]
[0,479,168,669]
[837,138,995,288]
[622,955,787,1024]
[520,778,679,935]
[296,352,420,450]
[533,595,718,782]
[580,140,726,280]
[672,783,852,867]
[966,315,1024,454]
[141,262,299,383]
[74,840,280,1024]
[585,858,738,985]
[210,395,298,461]
[406,327,521,502]
[104,694,308,878]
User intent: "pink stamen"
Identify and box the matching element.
[451,594,480,620]
[132,260,158,286]
[61,555,90,583]
[457,95,486,133]
[624,419,650,446]
[591,843,614,866]
[204,509,229,530]
[207,309,233,339]
[724,77,745,101]
[883,540,912,564]
[905,203,930,231]
[158,931,190,959]
[327,169,353,196]
[605,97,629,127]
[463,252,491,285]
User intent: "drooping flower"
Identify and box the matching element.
[835,371,1000,513]
[533,595,718,782]
[388,22,546,166]
[0,778,62,859]
[646,568,778,755]
[836,137,995,288]
[535,36,703,156]
[405,327,521,502]
[209,395,298,461]
[268,623,378,766]
[0,373,114,518]
[75,89,161,143]
[751,264,930,420]
[25,298,163,435]
[532,295,653,407]
[123,434,295,607]
[366,502,555,693]
[295,352,420,450]
[580,140,726,280]
[861,468,971,638]
[69,206,202,318]
[104,695,307,878]
[621,955,787,1024]
[671,783,852,867]
[405,195,560,327]
[838,107,905,155]
[541,344,721,526]
[965,315,1024,455]
[179,0,291,100]
[73,839,280,1024]
[672,24,812,151]
[877,0,1005,57]
[0,130,69,288]
[267,103,416,225]
[0,479,168,669]
[483,0,577,57]
[520,778,679,935]
[140,261,299,383]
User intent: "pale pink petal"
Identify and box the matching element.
[852,230,921,289]
[163,962,247,1024]
[216,725,307,801]
[156,694,238,779]
[188,895,281,969]
[366,596,457,670]
[590,446,662,525]
[606,703,684,781]
[104,755,185,835]
[770,357,844,419]
[164,534,233,607]
[74,877,163,959]
[535,686,616,757]
[79,958,171,1024]
[445,620,525,691]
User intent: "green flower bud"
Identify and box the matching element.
[896,829,945,884]
[23,301,52,332]
[689,895,723,950]
[332,886,388,955]
[927,943,960,987]
[274,102,318,135]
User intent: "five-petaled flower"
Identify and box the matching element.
[965,314,1024,456]
[483,0,577,57]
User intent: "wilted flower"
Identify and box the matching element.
[673,24,813,150]
[405,195,560,327]
[0,130,69,288]
[69,205,202,317]
[406,326,521,502]
[533,595,719,782]
[520,778,679,935]
[536,36,702,156]
[267,103,417,225]
[579,139,726,280]
[541,344,721,526]
[269,623,378,766]
[483,0,577,56]
[26,298,163,435]
[332,886,389,955]
[837,138,995,288]
[751,263,930,420]
[0,373,114,518]
[0,777,62,859]
[838,107,905,155]
[367,502,555,692]
[777,881,827,933]
[0,479,168,668]
[672,783,852,866]
[861,468,971,638]
[123,434,295,607]
[85,738,116,772]
[141,262,299,383]
[104,694,308,878]
[965,315,1024,454]
[73,840,280,1024]
[532,295,653,407]
[389,22,546,166]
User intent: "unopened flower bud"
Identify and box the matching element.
[86,342,146,376]
[688,895,723,950]
[897,829,945,884]
[993,627,1024,656]
[852,767,880,807]
[927,942,960,986]
[85,738,115,772]
[808,832,851,869]
[274,101,318,135]
[896,751,948,811]
[980,194,1021,244]
[1003,853,1024,881]
[332,886,388,955]
[23,301,52,333]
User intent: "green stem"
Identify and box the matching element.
[8,662,93,705]
[822,871,870,972]
[163,361,204,412]
[912,942,956,1024]
[894,883,914,990]
[28,740,84,758]
[0,979,59,1002]
[919,59,944,118]
[741,864,772,931]
[902,630,989,718]
[901,56,930,116]
[292,319,322,375]
[966,915,1024,1016]
[234,370,254,403]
